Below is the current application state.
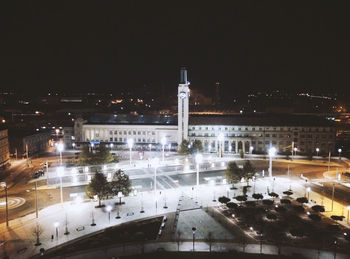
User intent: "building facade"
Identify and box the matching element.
[188,115,335,155]
[9,130,51,157]
[72,68,336,155]
[0,129,10,167]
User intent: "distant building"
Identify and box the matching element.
[72,68,336,155]
[9,129,51,157]
[188,114,335,155]
[0,128,10,167]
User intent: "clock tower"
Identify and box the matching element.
[178,67,190,146]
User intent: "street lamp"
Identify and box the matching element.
[293,147,297,157]
[127,138,134,165]
[250,146,254,154]
[338,148,342,160]
[161,137,166,162]
[152,157,160,194]
[268,147,276,178]
[57,166,64,204]
[109,143,114,149]
[306,187,311,201]
[0,182,8,227]
[192,227,197,251]
[316,147,320,157]
[57,142,64,165]
[72,142,76,149]
[149,143,152,151]
[195,154,203,187]
[217,133,224,157]
[106,205,112,224]
[54,222,59,239]
[347,206,350,224]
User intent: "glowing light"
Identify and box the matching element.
[161,137,167,146]
[195,153,203,164]
[268,147,277,157]
[57,143,64,152]
[217,133,224,142]
[127,138,134,149]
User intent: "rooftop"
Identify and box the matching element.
[189,114,335,127]
[86,114,177,125]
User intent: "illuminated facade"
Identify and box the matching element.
[72,68,336,154]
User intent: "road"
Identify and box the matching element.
[0,154,349,224]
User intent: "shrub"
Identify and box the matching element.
[218,196,231,204]
[252,193,264,200]
[331,215,345,221]
[268,192,279,198]
[283,191,293,196]
[280,199,291,205]
[308,214,321,221]
[296,197,308,204]
[226,202,238,209]
[235,195,247,202]
[311,205,325,213]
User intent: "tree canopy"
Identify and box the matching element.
[178,139,204,154]
[86,172,110,207]
[242,160,256,183]
[225,161,243,185]
[78,145,117,165]
[110,169,132,197]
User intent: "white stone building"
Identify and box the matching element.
[72,67,336,155]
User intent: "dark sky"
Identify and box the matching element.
[1,1,350,96]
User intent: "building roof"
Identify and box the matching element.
[86,114,177,125]
[189,114,335,127]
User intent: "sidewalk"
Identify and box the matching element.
[1,176,350,258]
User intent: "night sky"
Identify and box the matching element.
[1,1,350,97]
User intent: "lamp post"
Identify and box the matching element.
[192,227,196,251]
[0,182,8,227]
[57,142,64,165]
[250,146,254,154]
[347,206,350,224]
[161,137,166,162]
[106,205,112,224]
[72,142,75,150]
[306,187,311,201]
[57,166,64,204]
[152,157,160,194]
[316,147,319,157]
[217,133,224,157]
[127,138,134,165]
[338,148,342,160]
[195,154,203,187]
[293,147,297,157]
[268,147,276,178]
[54,222,59,239]
[109,143,114,149]
[152,157,160,211]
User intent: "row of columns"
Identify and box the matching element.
[201,139,252,153]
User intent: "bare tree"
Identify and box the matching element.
[32,223,43,246]
[176,231,182,251]
[206,231,213,252]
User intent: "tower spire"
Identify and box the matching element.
[177,67,190,146]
